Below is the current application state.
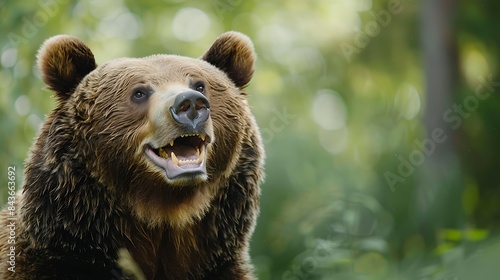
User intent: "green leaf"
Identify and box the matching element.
[467,229,489,241]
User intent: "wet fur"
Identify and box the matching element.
[0,32,264,279]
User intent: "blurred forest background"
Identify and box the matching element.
[1,0,499,279]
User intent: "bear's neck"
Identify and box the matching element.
[125,223,208,279]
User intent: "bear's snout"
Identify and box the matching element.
[169,90,210,131]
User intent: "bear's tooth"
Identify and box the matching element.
[200,134,206,141]
[197,146,205,164]
[171,152,179,166]
[169,139,174,146]
[159,148,168,159]
[196,146,200,155]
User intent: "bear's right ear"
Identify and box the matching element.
[37,35,97,100]
[201,31,256,89]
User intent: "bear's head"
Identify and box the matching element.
[36,32,258,228]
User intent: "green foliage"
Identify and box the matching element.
[1,0,499,279]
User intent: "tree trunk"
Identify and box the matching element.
[419,0,462,247]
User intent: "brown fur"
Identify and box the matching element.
[0,32,264,279]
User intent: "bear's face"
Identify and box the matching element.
[37,32,256,227]
[88,57,219,184]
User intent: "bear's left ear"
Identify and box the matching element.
[37,35,97,101]
[201,31,256,89]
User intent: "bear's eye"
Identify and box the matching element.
[131,87,151,103]
[194,82,205,94]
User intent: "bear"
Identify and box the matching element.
[0,31,264,279]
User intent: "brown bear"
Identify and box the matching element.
[0,31,264,279]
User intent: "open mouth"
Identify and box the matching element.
[145,133,209,179]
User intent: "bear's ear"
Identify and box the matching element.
[201,31,256,89]
[37,35,97,100]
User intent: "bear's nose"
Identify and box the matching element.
[169,90,210,129]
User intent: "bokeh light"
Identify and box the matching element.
[172,8,211,42]
[311,89,347,131]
